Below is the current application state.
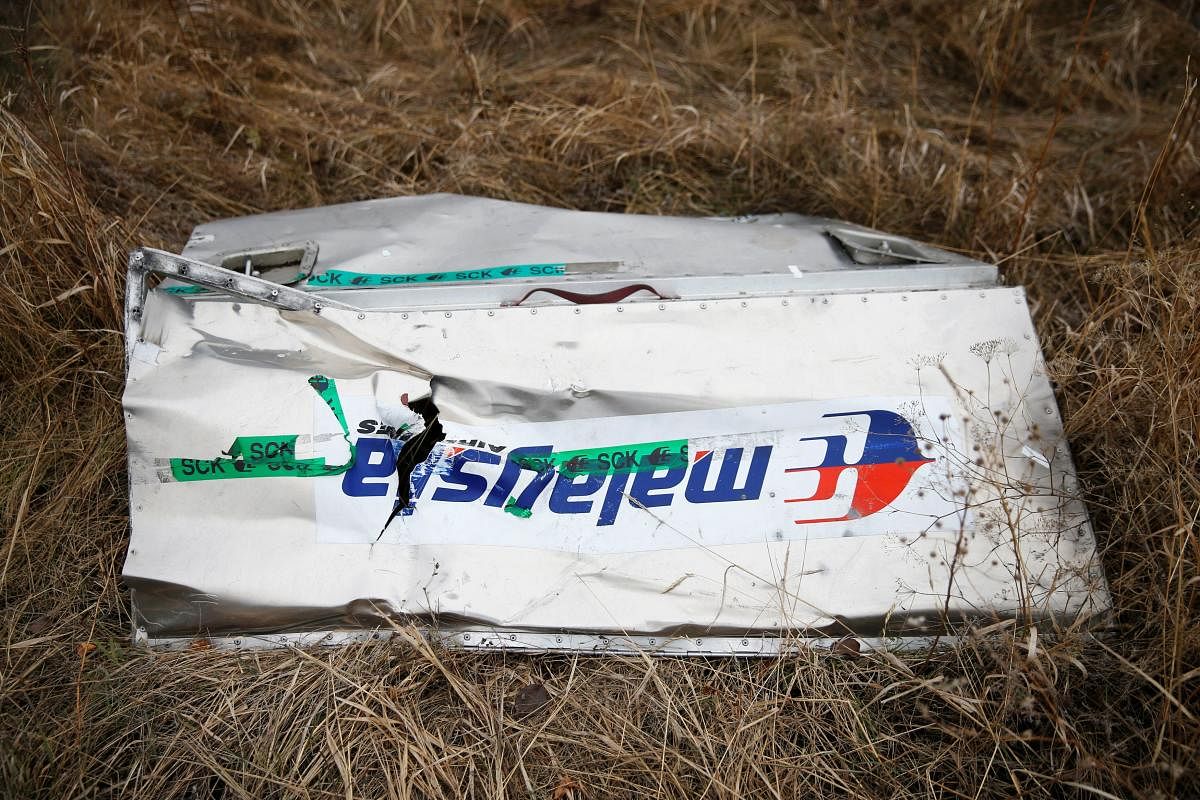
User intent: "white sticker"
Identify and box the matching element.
[313,395,969,553]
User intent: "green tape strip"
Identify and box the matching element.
[307,263,566,288]
[503,497,533,518]
[225,435,299,464]
[168,455,346,480]
[167,375,355,482]
[159,264,568,297]
[513,439,689,477]
[307,375,349,434]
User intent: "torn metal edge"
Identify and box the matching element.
[134,626,953,656]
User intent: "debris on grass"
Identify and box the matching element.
[1,1,1197,797]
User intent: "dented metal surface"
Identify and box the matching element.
[122,194,1110,653]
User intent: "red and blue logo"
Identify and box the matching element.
[784,410,934,524]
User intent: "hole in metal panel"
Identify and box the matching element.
[826,228,946,266]
[379,395,446,533]
[217,241,318,285]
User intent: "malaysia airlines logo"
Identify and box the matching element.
[339,407,937,530]
[784,410,935,524]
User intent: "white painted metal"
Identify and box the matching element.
[121,195,1109,652]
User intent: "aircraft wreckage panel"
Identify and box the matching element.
[123,274,1110,651]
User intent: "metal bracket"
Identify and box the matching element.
[124,247,362,353]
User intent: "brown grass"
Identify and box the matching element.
[1,1,1198,797]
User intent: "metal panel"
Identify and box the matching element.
[168,194,996,309]
[122,208,1110,653]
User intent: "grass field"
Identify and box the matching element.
[1,1,1198,797]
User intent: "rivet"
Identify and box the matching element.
[782,299,789,306]
[556,636,562,643]
[402,313,408,319]
[488,310,495,316]
[179,264,188,275]
[616,306,624,312]
[530,308,537,315]
[444,311,452,318]
[741,639,749,646]
[463,633,471,641]
[740,301,748,307]
[822,298,829,304]
[901,295,908,301]
[574,308,581,315]
[941,294,947,300]
[357,313,365,320]
[861,296,868,302]
[700,303,707,310]
[270,289,278,297]
[658,304,665,310]
[132,251,144,261]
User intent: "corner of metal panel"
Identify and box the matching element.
[129,593,150,648]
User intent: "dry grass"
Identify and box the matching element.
[1,1,1198,797]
